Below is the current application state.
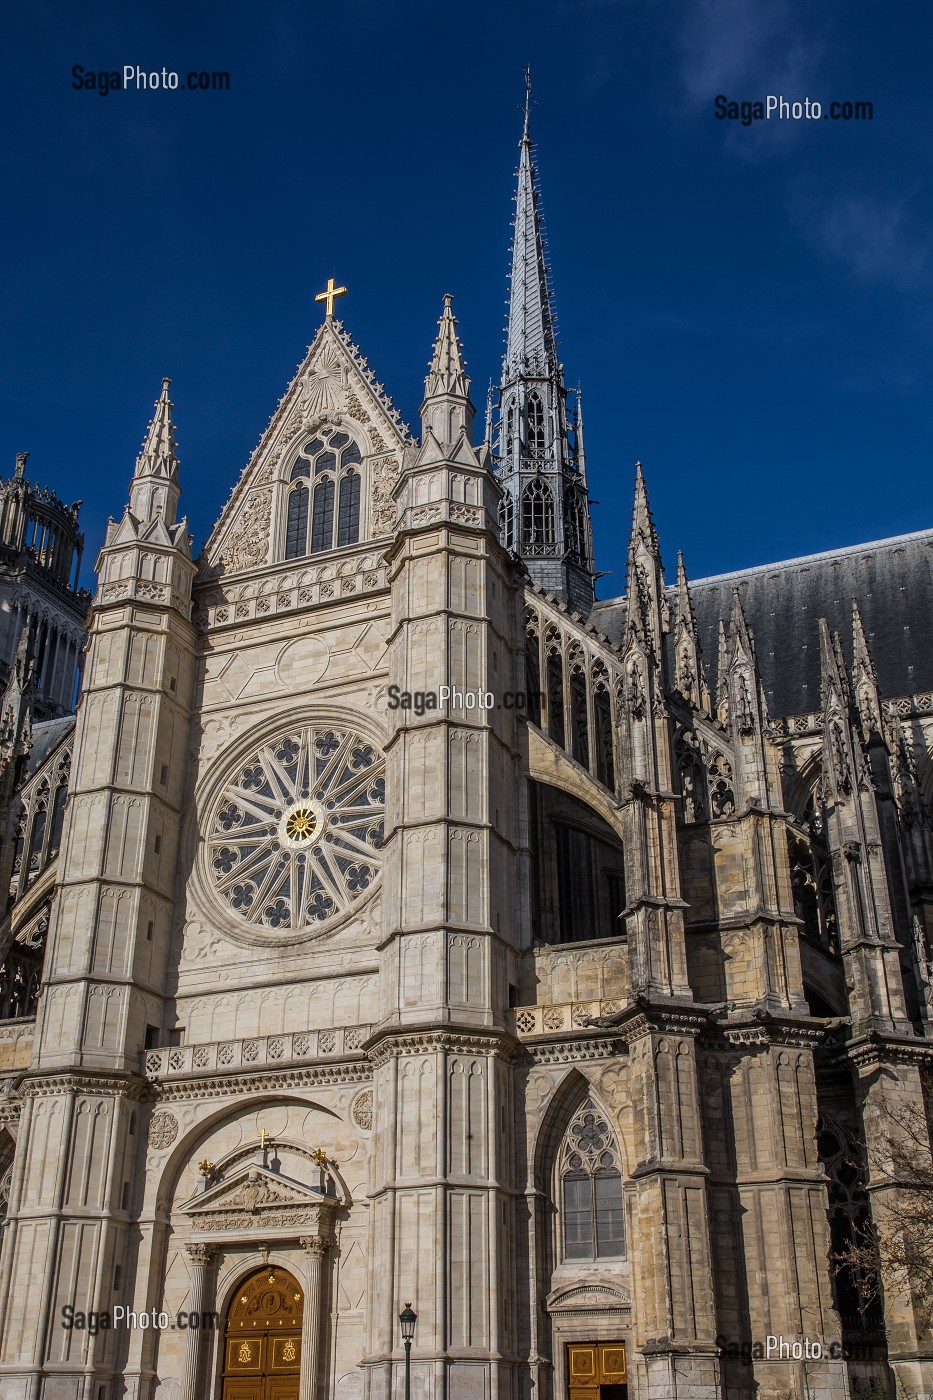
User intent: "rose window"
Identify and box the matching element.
[208,725,384,933]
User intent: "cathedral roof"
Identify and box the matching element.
[590,527,933,717]
[24,716,74,779]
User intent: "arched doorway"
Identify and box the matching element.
[221,1265,303,1400]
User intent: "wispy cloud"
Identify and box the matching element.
[792,185,930,288]
[677,0,821,109]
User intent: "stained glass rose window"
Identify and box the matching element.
[208,725,384,933]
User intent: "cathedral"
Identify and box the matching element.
[0,91,931,1400]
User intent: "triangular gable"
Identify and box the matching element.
[181,1163,326,1218]
[200,319,413,577]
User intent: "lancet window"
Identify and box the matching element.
[522,478,555,552]
[559,1100,626,1261]
[499,495,515,551]
[527,393,546,455]
[284,429,362,559]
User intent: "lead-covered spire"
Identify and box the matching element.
[494,75,595,615]
[504,76,558,380]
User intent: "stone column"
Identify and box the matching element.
[180,1243,214,1400]
[300,1232,331,1400]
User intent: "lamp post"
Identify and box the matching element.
[399,1302,417,1400]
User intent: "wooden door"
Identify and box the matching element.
[222,1267,303,1400]
[567,1341,627,1398]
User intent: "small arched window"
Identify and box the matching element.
[522,479,554,550]
[285,483,310,559]
[505,402,515,460]
[527,393,546,455]
[560,1099,625,1261]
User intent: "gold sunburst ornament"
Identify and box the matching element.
[285,807,317,842]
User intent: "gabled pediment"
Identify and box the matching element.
[181,1164,326,1219]
[200,319,413,579]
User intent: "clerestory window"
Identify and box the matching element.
[284,428,362,559]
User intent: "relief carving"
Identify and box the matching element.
[220,489,272,572]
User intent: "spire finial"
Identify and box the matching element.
[523,66,532,140]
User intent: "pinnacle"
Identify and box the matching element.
[629,462,659,558]
[423,295,470,402]
[135,377,178,482]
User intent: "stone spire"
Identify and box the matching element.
[673,552,709,713]
[421,295,474,443]
[129,378,181,526]
[493,78,594,614]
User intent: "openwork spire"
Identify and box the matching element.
[504,77,558,379]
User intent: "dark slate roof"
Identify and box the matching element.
[590,529,933,719]
[25,716,74,779]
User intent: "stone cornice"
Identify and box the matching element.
[154,1062,371,1102]
[365,1027,519,1067]
[19,1071,154,1101]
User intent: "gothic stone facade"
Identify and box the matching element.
[0,110,932,1400]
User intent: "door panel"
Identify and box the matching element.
[220,1381,264,1400]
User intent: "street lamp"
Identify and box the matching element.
[399,1302,417,1400]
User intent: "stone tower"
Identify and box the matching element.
[0,379,197,1395]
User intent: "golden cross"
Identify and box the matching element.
[258,1128,273,1150]
[315,277,347,319]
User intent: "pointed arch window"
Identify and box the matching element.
[527,393,546,455]
[336,471,361,548]
[522,478,554,552]
[560,1099,625,1260]
[49,782,68,857]
[27,802,47,878]
[566,493,588,568]
[284,428,365,559]
[310,478,335,554]
[505,402,515,461]
[499,495,515,551]
[285,483,310,560]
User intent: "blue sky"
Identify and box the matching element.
[2,0,930,601]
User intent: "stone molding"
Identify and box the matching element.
[154,1062,371,1102]
[365,1028,519,1067]
[18,1071,154,1101]
[144,1024,373,1080]
[193,549,389,630]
